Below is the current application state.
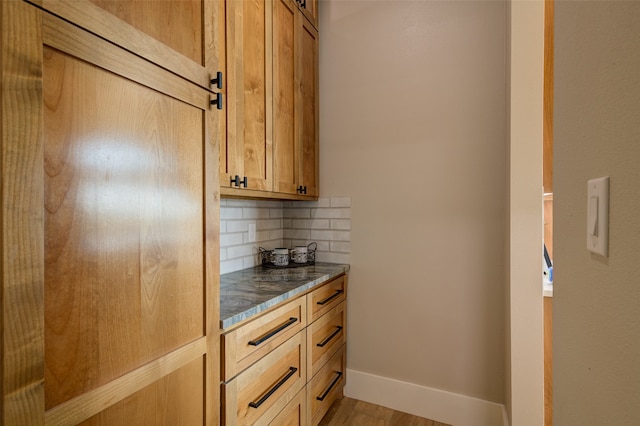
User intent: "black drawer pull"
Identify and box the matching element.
[317,290,343,306]
[317,326,343,348]
[316,371,343,401]
[249,367,298,409]
[248,317,298,346]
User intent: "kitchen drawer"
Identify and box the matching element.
[222,297,307,381]
[223,332,307,425]
[268,388,307,426]
[307,301,345,379]
[307,274,346,324]
[307,345,345,426]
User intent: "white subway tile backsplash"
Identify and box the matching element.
[243,207,271,220]
[220,207,243,220]
[220,197,351,274]
[311,208,351,219]
[291,219,330,229]
[316,252,350,264]
[330,219,351,230]
[330,241,351,253]
[283,208,311,219]
[310,230,350,241]
[283,229,312,240]
[330,197,351,208]
[221,233,243,247]
[226,220,248,233]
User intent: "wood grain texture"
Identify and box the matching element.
[78,356,205,425]
[299,16,319,197]
[307,302,345,380]
[319,397,452,426]
[33,0,210,88]
[1,1,45,424]
[203,3,223,424]
[223,0,273,192]
[307,345,344,425]
[45,338,207,425]
[3,2,220,424]
[299,0,318,30]
[273,0,318,198]
[307,275,346,324]
[87,0,203,64]
[223,332,306,425]
[272,0,298,195]
[222,297,306,381]
[269,387,306,426]
[43,44,205,409]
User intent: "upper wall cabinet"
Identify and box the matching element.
[220,0,273,193]
[221,0,319,200]
[273,0,319,198]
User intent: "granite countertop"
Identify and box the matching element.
[220,262,350,330]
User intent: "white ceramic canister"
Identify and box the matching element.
[291,245,308,264]
[272,248,290,266]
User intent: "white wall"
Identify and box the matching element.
[319,0,508,420]
[554,2,640,424]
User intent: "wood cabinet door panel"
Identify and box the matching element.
[35,0,218,89]
[2,3,220,424]
[223,0,273,191]
[87,0,203,65]
[78,357,205,425]
[299,16,319,197]
[43,32,206,410]
[273,0,298,195]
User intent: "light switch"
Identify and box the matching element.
[586,177,609,257]
[588,196,598,236]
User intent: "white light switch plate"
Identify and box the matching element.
[587,176,609,257]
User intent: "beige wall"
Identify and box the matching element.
[319,0,507,403]
[554,2,640,424]
[507,0,544,424]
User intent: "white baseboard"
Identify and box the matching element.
[344,369,508,426]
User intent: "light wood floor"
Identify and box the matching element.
[319,397,451,426]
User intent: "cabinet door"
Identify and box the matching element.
[222,0,273,192]
[298,0,318,30]
[1,3,220,424]
[273,1,318,198]
[273,0,299,196]
[298,15,319,197]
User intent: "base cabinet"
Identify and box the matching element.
[222,274,347,425]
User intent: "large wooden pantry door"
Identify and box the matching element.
[1,1,220,424]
